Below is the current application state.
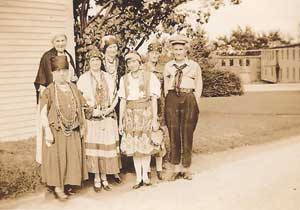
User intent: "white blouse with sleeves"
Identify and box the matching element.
[77,70,117,107]
[118,70,161,101]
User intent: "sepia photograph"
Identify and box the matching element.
[0,0,300,209]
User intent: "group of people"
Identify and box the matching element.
[34,33,203,201]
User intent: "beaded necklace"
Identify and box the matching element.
[54,82,78,136]
[103,57,118,104]
[104,57,117,74]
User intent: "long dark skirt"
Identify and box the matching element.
[41,127,87,187]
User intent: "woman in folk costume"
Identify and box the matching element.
[77,47,121,192]
[35,34,79,165]
[39,56,88,200]
[100,35,124,181]
[144,41,168,180]
[100,35,125,88]
[118,51,161,189]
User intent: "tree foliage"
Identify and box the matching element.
[189,28,214,70]
[73,0,242,74]
[213,26,292,55]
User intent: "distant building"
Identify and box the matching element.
[261,43,300,83]
[0,0,75,141]
[213,43,300,84]
[213,50,261,84]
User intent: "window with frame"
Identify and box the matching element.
[229,59,234,66]
[286,49,289,60]
[246,59,250,66]
[239,59,243,66]
[293,49,295,60]
[281,49,284,60]
[287,67,289,79]
[221,60,226,66]
[293,67,295,80]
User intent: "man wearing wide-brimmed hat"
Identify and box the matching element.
[164,34,203,181]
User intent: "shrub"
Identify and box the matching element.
[202,70,244,97]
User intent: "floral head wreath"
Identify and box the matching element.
[88,47,104,60]
[147,41,162,53]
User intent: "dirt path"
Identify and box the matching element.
[2,135,300,210]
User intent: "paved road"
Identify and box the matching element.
[2,135,300,210]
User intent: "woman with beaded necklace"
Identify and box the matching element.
[100,35,124,182]
[77,47,121,192]
[39,56,88,200]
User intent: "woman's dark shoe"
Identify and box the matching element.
[143,180,152,186]
[54,188,68,201]
[93,185,102,193]
[93,180,102,193]
[47,186,54,193]
[168,172,182,181]
[64,186,76,196]
[113,175,122,184]
[156,171,163,180]
[132,181,143,189]
[102,180,112,191]
[183,172,193,180]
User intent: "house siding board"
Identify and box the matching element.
[0,0,74,141]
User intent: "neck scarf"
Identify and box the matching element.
[173,63,188,96]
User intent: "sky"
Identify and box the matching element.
[196,0,300,41]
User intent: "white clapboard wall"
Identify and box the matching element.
[0,0,75,141]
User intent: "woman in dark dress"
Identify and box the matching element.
[39,56,88,200]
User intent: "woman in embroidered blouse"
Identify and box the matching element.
[77,48,121,192]
[40,56,87,200]
[118,51,161,189]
